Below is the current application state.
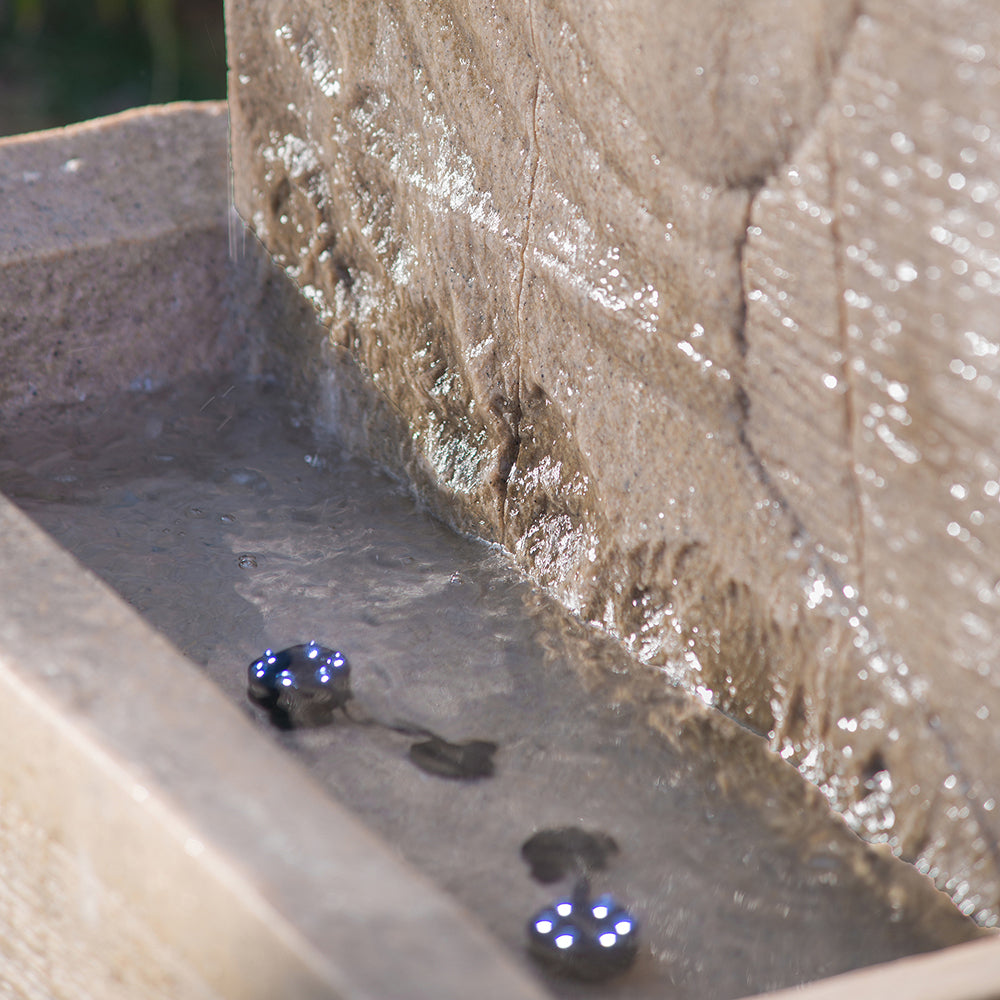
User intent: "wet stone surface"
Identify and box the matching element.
[0,376,984,999]
[224,0,1000,916]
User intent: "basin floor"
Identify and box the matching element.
[0,375,981,999]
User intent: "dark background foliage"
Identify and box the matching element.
[0,0,226,136]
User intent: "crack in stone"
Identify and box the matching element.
[508,77,539,513]
[720,0,863,194]
[491,389,522,533]
[732,191,803,536]
[827,135,866,591]
[731,0,866,538]
[516,0,540,327]
[714,1,865,191]
[515,92,540,333]
[498,2,542,532]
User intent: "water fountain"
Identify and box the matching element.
[3,2,1000,995]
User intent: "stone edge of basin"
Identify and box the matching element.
[0,492,548,1000]
[750,935,1000,1000]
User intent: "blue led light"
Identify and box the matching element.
[527,889,638,981]
[246,643,352,727]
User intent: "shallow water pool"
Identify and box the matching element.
[0,375,981,998]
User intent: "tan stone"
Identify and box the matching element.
[0,103,237,416]
[743,1,1000,919]
[758,935,1000,1000]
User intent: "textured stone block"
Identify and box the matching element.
[226,0,1000,920]
[743,0,1000,921]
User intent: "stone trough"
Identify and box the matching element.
[2,1,1000,994]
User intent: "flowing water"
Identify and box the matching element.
[0,375,982,998]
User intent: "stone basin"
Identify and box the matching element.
[2,102,1000,999]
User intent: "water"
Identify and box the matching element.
[0,375,981,998]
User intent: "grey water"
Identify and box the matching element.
[0,375,981,999]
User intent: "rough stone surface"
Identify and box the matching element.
[0,104,234,417]
[742,0,1000,929]
[225,0,1000,921]
[0,101,348,429]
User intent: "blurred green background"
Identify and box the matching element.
[0,0,226,136]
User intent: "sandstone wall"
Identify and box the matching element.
[226,0,1000,921]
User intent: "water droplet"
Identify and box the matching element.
[247,643,352,728]
[237,553,258,568]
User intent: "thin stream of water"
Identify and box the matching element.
[0,375,981,998]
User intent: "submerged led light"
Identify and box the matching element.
[527,890,638,981]
[246,643,352,727]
